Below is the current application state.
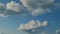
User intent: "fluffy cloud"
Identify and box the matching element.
[0,1,28,17]
[20,0,60,16]
[0,0,60,17]
[6,1,20,12]
[18,20,48,33]
[18,20,41,30]
[56,30,60,34]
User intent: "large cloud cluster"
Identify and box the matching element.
[20,0,60,16]
[0,0,60,17]
[0,1,28,17]
[18,20,48,33]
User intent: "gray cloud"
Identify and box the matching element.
[0,0,60,17]
[56,29,60,34]
[20,0,60,16]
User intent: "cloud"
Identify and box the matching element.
[0,1,28,17]
[6,1,20,12]
[56,29,60,34]
[20,0,55,8]
[18,20,48,33]
[20,0,60,16]
[18,20,41,30]
[0,0,60,17]
[0,14,8,17]
[42,32,46,34]
[42,21,48,27]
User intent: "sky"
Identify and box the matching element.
[0,0,60,34]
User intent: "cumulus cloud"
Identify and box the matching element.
[20,0,60,16]
[6,1,20,12]
[0,0,60,17]
[18,20,48,33]
[56,30,60,34]
[0,1,28,17]
[18,20,41,30]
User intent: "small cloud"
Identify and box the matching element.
[32,30,36,32]
[56,29,60,34]
[42,21,48,27]
[42,32,46,34]
[0,14,8,17]
[0,1,28,17]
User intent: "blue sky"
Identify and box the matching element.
[0,0,60,34]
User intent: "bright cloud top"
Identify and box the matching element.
[6,1,20,12]
[18,20,48,32]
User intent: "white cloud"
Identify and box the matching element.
[0,1,28,17]
[32,8,44,16]
[0,14,8,17]
[6,1,20,12]
[18,20,48,33]
[42,21,48,27]
[20,0,60,16]
[18,20,41,30]
[56,30,60,34]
